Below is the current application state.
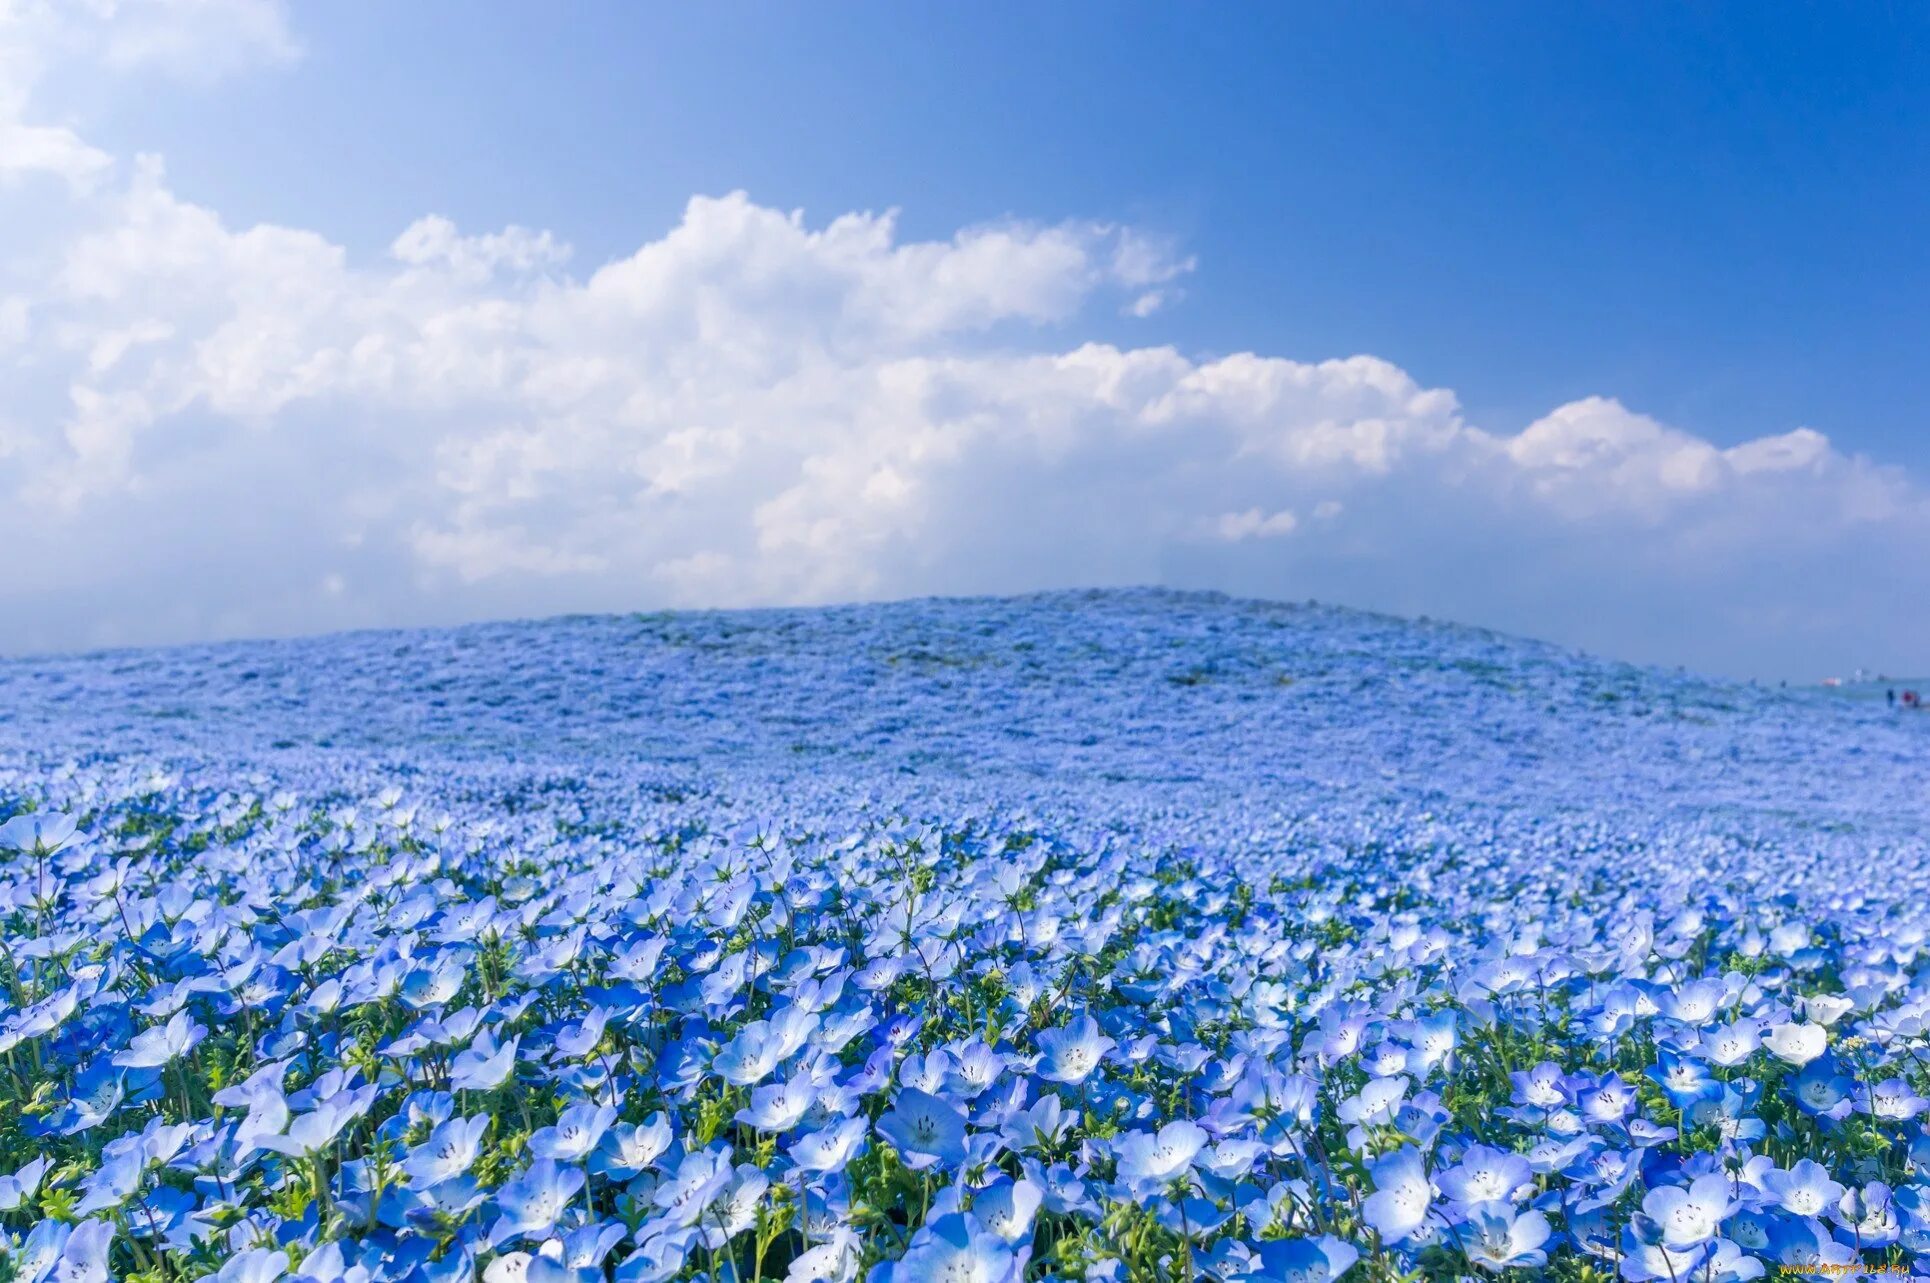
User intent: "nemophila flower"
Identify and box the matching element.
[1762,1021,1827,1066]
[1508,1062,1566,1111]
[484,1251,534,1283]
[790,1115,870,1173]
[872,1212,1020,1283]
[972,1177,1043,1243]
[399,954,469,1009]
[1248,1235,1359,1283]
[899,1049,952,1095]
[212,1249,290,1283]
[1702,1239,1767,1283]
[552,1008,609,1059]
[557,1222,628,1274]
[1662,978,1726,1025]
[1856,1077,1928,1122]
[712,1018,788,1086]
[1435,1145,1532,1208]
[528,1101,617,1162]
[607,936,668,984]
[0,987,80,1055]
[816,1003,874,1053]
[785,1230,863,1283]
[1398,1010,1457,1074]
[1760,1158,1844,1218]
[879,1087,968,1171]
[1394,1090,1451,1147]
[491,1159,585,1242]
[1790,1058,1855,1121]
[736,1076,815,1132]
[1642,1173,1737,1247]
[1572,1146,1643,1212]
[1833,1180,1901,1245]
[1569,1072,1637,1126]
[402,1114,490,1187]
[1802,992,1855,1026]
[1336,1075,1407,1129]
[1458,1200,1552,1270]
[400,1173,488,1231]
[653,1147,735,1227]
[950,1038,1007,1097]
[1362,1146,1433,1243]
[57,1061,127,1135]
[881,1011,925,1050]
[74,1145,143,1216]
[426,1006,487,1047]
[524,1257,598,1283]
[13,1220,72,1283]
[112,1010,206,1068]
[592,1112,673,1178]
[613,1228,698,1283]
[1704,1020,1761,1068]
[258,1084,376,1157]
[1314,1005,1369,1061]
[1113,1119,1207,1189]
[1360,1041,1410,1079]
[11,598,1930,1279]
[449,1031,520,1091]
[1617,1231,1709,1283]
[30,1219,114,1283]
[1764,1216,1855,1270]
[1033,1015,1114,1085]
[0,812,79,854]
[1722,1208,1777,1257]
[0,1156,49,1210]
[1647,1047,1718,1108]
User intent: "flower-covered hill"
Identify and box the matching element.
[0,590,1926,1283]
[0,588,1917,837]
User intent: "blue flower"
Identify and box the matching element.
[402,1114,490,1188]
[111,1010,206,1069]
[212,1249,290,1283]
[491,1159,585,1242]
[527,1102,616,1163]
[1361,1146,1432,1244]
[1112,1119,1206,1190]
[1434,1144,1531,1208]
[450,1031,520,1091]
[790,1115,870,1173]
[1759,1159,1843,1219]
[1033,1015,1114,1085]
[879,1087,968,1171]
[1459,1201,1552,1270]
[875,1212,1019,1283]
[590,1112,673,1178]
[1250,1235,1359,1283]
[1642,1173,1735,1248]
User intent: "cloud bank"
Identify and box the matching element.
[1,2,1924,677]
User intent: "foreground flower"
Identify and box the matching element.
[879,1088,968,1171]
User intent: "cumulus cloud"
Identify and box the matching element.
[3,0,299,82]
[1213,509,1300,542]
[0,7,1925,678]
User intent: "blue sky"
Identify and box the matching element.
[70,3,1930,467]
[3,2,1928,676]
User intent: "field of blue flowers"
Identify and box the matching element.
[1,589,1926,1283]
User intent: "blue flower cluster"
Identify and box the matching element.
[0,590,1925,1283]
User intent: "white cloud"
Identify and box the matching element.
[0,120,111,185]
[1212,508,1300,542]
[0,7,1926,678]
[7,0,300,82]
